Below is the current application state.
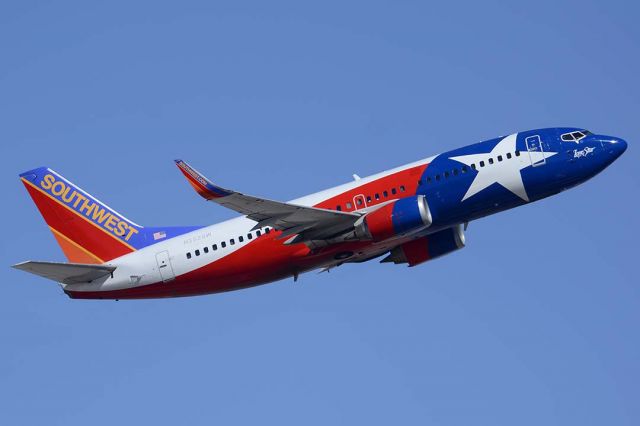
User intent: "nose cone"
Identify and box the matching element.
[616,138,627,156]
[608,137,628,159]
[596,135,627,161]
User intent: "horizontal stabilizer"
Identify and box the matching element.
[12,261,116,284]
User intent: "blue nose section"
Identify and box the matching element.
[597,135,627,160]
[610,137,628,159]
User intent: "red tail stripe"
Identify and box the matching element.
[23,179,134,261]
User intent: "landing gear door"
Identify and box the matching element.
[525,135,546,167]
[155,250,176,282]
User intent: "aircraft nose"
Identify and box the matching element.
[609,137,628,159]
[597,135,627,160]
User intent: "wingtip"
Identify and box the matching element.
[174,160,231,200]
[11,260,35,271]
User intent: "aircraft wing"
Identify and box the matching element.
[175,160,362,242]
[12,261,116,284]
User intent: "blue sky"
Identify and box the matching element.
[1,1,638,424]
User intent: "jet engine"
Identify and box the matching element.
[381,225,465,267]
[354,195,432,242]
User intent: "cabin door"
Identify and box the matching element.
[525,135,546,167]
[155,250,176,282]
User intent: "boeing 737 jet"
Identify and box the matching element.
[13,128,627,299]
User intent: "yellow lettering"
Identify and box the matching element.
[51,181,66,196]
[91,207,111,224]
[115,220,128,237]
[104,215,117,232]
[61,187,75,203]
[78,198,94,215]
[72,193,86,209]
[41,174,55,190]
[125,227,139,241]
[37,172,139,243]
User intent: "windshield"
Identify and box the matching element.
[561,130,591,142]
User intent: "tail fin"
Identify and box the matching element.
[19,167,201,264]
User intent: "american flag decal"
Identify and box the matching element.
[153,231,166,240]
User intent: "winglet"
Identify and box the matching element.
[175,160,232,200]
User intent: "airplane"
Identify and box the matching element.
[12,127,627,299]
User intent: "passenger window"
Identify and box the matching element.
[488,158,494,164]
[204,246,209,254]
[444,171,450,178]
[375,193,380,200]
[221,241,227,248]
[497,155,503,162]
[427,176,432,183]
[506,152,512,159]
[366,195,372,202]
[391,188,397,195]
[453,169,459,176]
[346,202,353,209]
[356,198,363,206]
[383,190,388,197]
[336,205,342,211]
[515,150,520,156]
[265,228,271,234]
[400,185,405,192]
[186,252,192,259]
[480,161,485,167]
[213,244,217,250]
[435,174,441,181]
[247,233,252,240]
[195,249,200,256]
[239,236,244,242]
[230,239,235,245]
[471,163,476,170]
[461,166,467,173]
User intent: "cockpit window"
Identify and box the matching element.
[561,130,590,143]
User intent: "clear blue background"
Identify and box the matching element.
[1,1,637,425]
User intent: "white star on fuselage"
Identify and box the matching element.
[449,133,557,202]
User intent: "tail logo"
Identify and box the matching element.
[39,173,140,242]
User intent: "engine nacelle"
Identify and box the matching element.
[355,195,432,242]
[382,225,465,267]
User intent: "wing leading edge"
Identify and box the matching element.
[175,160,362,243]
